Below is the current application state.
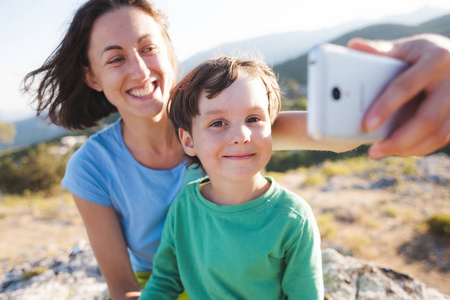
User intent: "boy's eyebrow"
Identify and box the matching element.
[199,109,225,118]
[101,34,152,55]
[200,106,267,118]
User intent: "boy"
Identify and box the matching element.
[140,56,323,299]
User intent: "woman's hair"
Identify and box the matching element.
[168,55,281,169]
[23,0,178,130]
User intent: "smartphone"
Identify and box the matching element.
[307,43,409,144]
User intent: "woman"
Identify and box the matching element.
[23,0,450,299]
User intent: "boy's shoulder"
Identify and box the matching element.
[171,177,205,205]
[269,178,314,218]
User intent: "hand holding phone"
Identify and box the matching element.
[307,43,411,144]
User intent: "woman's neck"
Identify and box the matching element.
[200,173,270,206]
[120,115,185,170]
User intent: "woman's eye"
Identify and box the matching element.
[143,45,158,54]
[210,120,226,127]
[107,57,124,64]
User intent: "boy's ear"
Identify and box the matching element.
[83,66,103,92]
[178,128,197,157]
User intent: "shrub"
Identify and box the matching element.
[0,143,71,195]
[304,172,326,187]
[426,214,450,237]
[22,267,48,281]
[322,161,350,177]
[317,212,336,238]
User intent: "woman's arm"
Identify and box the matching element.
[273,34,450,158]
[349,34,450,159]
[272,111,359,152]
[73,194,142,300]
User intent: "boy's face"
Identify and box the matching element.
[179,71,273,183]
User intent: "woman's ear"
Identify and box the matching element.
[84,66,103,92]
[178,128,197,157]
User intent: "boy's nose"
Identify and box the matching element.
[231,125,251,144]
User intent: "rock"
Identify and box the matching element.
[1,242,449,300]
[370,177,398,189]
[418,153,450,186]
[322,248,450,300]
[0,240,107,300]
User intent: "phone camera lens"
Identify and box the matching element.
[332,87,341,100]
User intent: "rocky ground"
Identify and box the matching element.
[275,153,450,295]
[0,153,449,299]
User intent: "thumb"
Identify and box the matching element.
[347,38,395,57]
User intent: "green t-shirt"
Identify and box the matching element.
[140,177,323,300]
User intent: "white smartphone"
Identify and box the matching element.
[307,43,409,144]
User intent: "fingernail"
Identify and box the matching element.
[370,40,393,53]
[369,144,383,159]
[366,116,381,131]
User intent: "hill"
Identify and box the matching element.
[0,117,68,152]
[181,6,449,74]
[273,14,450,84]
[3,9,450,153]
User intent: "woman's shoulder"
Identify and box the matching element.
[70,119,122,160]
[87,118,122,146]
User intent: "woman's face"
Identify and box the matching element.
[85,7,174,120]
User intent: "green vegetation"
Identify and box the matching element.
[0,143,71,195]
[317,212,337,238]
[303,172,326,187]
[281,95,307,111]
[22,267,48,281]
[383,205,399,218]
[262,171,286,182]
[426,214,450,237]
[321,161,351,177]
[267,145,371,172]
[0,191,74,222]
[344,236,371,255]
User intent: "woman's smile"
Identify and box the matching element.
[127,81,157,98]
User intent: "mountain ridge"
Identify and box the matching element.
[274,13,450,84]
[181,6,449,74]
[3,7,450,152]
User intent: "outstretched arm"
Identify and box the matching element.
[272,111,359,152]
[348,34,450,159]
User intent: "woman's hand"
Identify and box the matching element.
[348,34,450,159]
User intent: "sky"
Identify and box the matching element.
[1,0,450,122]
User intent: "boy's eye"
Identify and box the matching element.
[247,116,261,123]
[210,120,226,127]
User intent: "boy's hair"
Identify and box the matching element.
[23,0,178,130]
[168,55,281,169]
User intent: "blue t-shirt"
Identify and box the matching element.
[62,119,202,271]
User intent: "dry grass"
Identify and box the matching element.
[0,154,449,296]
[278,154,450,295]
[0,188,87,274]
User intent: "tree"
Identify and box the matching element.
[0,120,16,145]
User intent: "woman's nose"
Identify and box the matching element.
[231,125,251,144]
[130,54,150,82]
